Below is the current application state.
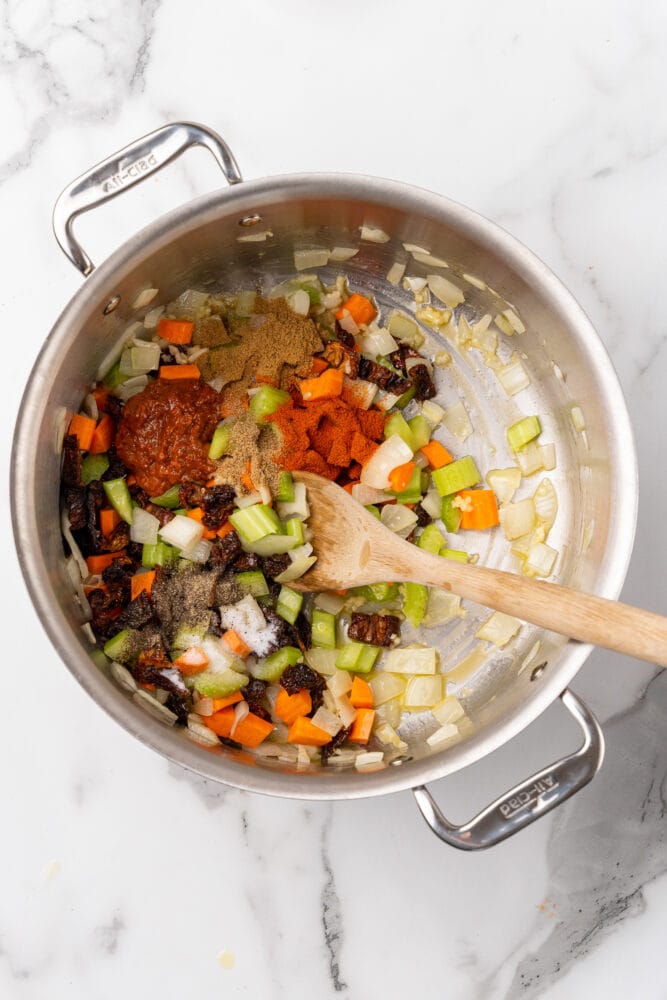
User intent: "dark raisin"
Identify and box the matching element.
[200,485,235,530]
[280,662,325,713]
[232,551,260,572]
[243,678,271,721]
[114,592,156,631]
[64,486,87,530]
[409,363,436,400]
[347,612,401,647]
[414,503,431,527]
[209,531,242,571]
[321,725,352,765]
[260,553,291,580]
[61,434,82,488]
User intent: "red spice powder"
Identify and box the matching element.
[268,397,387,480]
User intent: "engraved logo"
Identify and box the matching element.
[102,153,158,193]
[498,775,559,819]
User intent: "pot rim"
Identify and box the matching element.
[11,171,638,799]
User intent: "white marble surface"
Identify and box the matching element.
[3,1,667,997]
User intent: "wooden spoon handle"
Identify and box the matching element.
[410,555,667,667]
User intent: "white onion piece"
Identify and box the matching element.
[304,648,338,677]
[413,451,429,470]
[193,697,215,717]
[116,375,149,402]
[494,313,515,336]
[132,288,159,310]
[356,326,398,356]
[420,486,442,519]
[96,322,144,381]
[515,441,544,476]
[183,539,213,564]
[525,541,558,577]
[360,434,413,489]
[373,389,402,411]
[329,246,358,261]
[288,289,311,316]
[83,394,98,420]
[311,706,344,737]
[334,694,357,728]
[406,355,432,374]
[369,673,405,705]
[496,354,530,396]
[144,305,164,330]
[476,611,522,648]
[159,514,203,552]
[277,482,309,520]
[130,507,160,545]
[423,590,462,627]
[533,478,558,529]
[338,312,359,336]
[443,401,473,442]
[432,695,465,727]
[110,660,138,693]
[201,636,238,672]
[402,243,428,254]
[315,592,347,615]
[133,689,178,725]
[404,675,443,707]
[235,490,263,509]
[294,249,329,270]
[288,542,313,563]
[326,669,352,698]
[427,274,465,308]
[571,405,586,432]
[387,310,423,346]
[421,400,445,425]
[539,443,556,471]
[426,724,458,748]
[384,646,437,674]
[499,498,536,540]
[230,700,250,738]
[386,261,406,285]
[381,503,418,536]
[360,225,390,243]
[462,272,486,290]
[65,555,92,621]
[237,230,272,242]
[402,276,428,293]
[274,555,317,583]
[355,752,385,771]
[172,289,209,318]
[343,377,377,410]
[502,308,526,334]
[186,718,220,747]
[412,251,449,269]
[351,483,391,506]
[61,508,89,579]
[486,467,521,505]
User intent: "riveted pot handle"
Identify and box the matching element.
[52,121,242,276]
[412,689,604,851]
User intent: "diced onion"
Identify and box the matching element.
[355,751,385,771]
[327,670,352,699]
[375,722,407,750]
[421,400,445,425]
[343,377,377,409]
[476,611,522,647]
[334,694,357,727]
[402,276,428,293]
[412,251,449,269]
[499,498,536,540]
[515,441,544,476]
[315,592,347,615]
[130,507,160,545]
[571,406,586,432]
[533,478,558,529]
[368,673,405,704]
[110,660,137,693]
[132,288,159,310]
[61,508,89,579]
[375,698,402,728]
[426,724,459,748]
[525,541,558,577]
[360,434,413,489]
[83,393,98,420]
[432,695,465,727]
[404,675,443,707]
[96,322,144,381]
[387,311,424,347]
[182,539,213,563]
[351,483,392,506]
[201,635,239,672]
[442,401,473,442]
[386,261,406,285]
[304,648,338,677]
[384,646,438,675]
[235,490,263,509]
[486,467,521,505]
[144,305,165,330]
[402,243,429,254]
[539,443,556,471]
[420,486,442,519]
[311,706,344,737]
[277,482,309,520]
[427,274,465,308]
[357,326,398,356]
[502,308,526,334]
[360,225,390,243]
[329,246,359,261]
[159,514,203,552]
[274,555,317,583]
[186,718,221,747]
[116,375,149,402]
[338,312,359,336]
[415,305,451,329]
[496,354,530,395]
[423,590,463,627]
[380,503,418,537]
[462,273,486,290]
[119,342,162,376]
[133,689,178,725]
[237,230,272,242]
[288,289,311,316]
[288,542,313,563]
[294,248,329,271]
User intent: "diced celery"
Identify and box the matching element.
[432,456,481,497]
[285,517,304,545]
[103,628,138,664]
[208,424,230,460]
[103,477,134,524]
[229,504,282,543]
[274,471,295,503]
[407,415,431,450]
[249,385,291,422]
[193,669,249,698]
[311,609,337,649]
[81,453,109,485]
[335,642,381,673]
[250,645,303,682]
[418,523,446,554]
[300,283,321,305]
[507,415,542,452]
[149,484,181,508]
[172,620,209,650]
[395,384,417,409]
[402,582,429,627]
[276,586,304,625]
[142,541,179,567]
[235,570,269,597]
[365,504,381,520]
[441,548,468,562]
[384,412,416,450]
[441,495,462,533]
[241,533,299,556]
[103,360,129,389]
[354,583,399,603]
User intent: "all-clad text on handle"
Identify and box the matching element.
[52,121,242,276]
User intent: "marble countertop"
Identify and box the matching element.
[3,2,667,997]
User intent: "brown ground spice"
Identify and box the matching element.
[212,411,282,496]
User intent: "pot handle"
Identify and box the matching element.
[52,121,242,276]
[412,688,604,850]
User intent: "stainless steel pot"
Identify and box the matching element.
[11,122,638,849]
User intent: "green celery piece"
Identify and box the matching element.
[407,415,431,450]
[172,620,210,651]
[284,517,304,545]
[81,453,109,485]
[251,645,303,681]
[365,504,381,520]
[235,570,269,597]
[311,609,337,649]
[300,284,321,305]
[355,582,399,603]
[335,642,380,674]
[241,534,298,556]
[103,628,138,664]
[103,477,134,524]
[208,424,231,460]
[441,495,462,533]
[229,504,282,543]
[103,361,129,389]
[193,669,249,698]
[395,385,417,410]
[142,541,178,568]
[149,484,182,508]
[392,465,423,504]
[418,523,446,554]
[249,385,291,422]
[402,582,429,627]
[274,471,295,503]
[432,456,481,497]
[384,412,416,450]
[441,549,468,562]
[276,586,304,625]
[507,415,542,452]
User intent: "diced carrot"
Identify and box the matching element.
[349,708,375,744]
[275,688,312,725]
[89,414,114,454]
[126,474,137,486]
[335,293,377,327]
[240,458,255,493]
[222,629,252,659]
[186,507,216,540]
[217,521,235,539]
[304,357,329,376]
[157,318,194,345]
[92,386,110,411]
[130,570,156,601]
[99,507,121,538]
[85,550,126,575]
[299,367,344,402]
[349,676,374,709]
[211,691,243,711]
[255,373,278,385]
[159,364,201,380]
[458,489,500,530]
[420,440,453,469]
[174,645,209,676]
[68,413,97,451]
[233,712,274,748]
[287,715,332,746]
[204,707,234,737]
[342,481,360,494]
[141,682,156,691]
[388,460,416,492]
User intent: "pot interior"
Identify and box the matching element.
[13,176,636,796]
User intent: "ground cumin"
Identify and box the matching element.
[212,410,282,495]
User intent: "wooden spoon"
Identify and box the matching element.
[291,471,667,668]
